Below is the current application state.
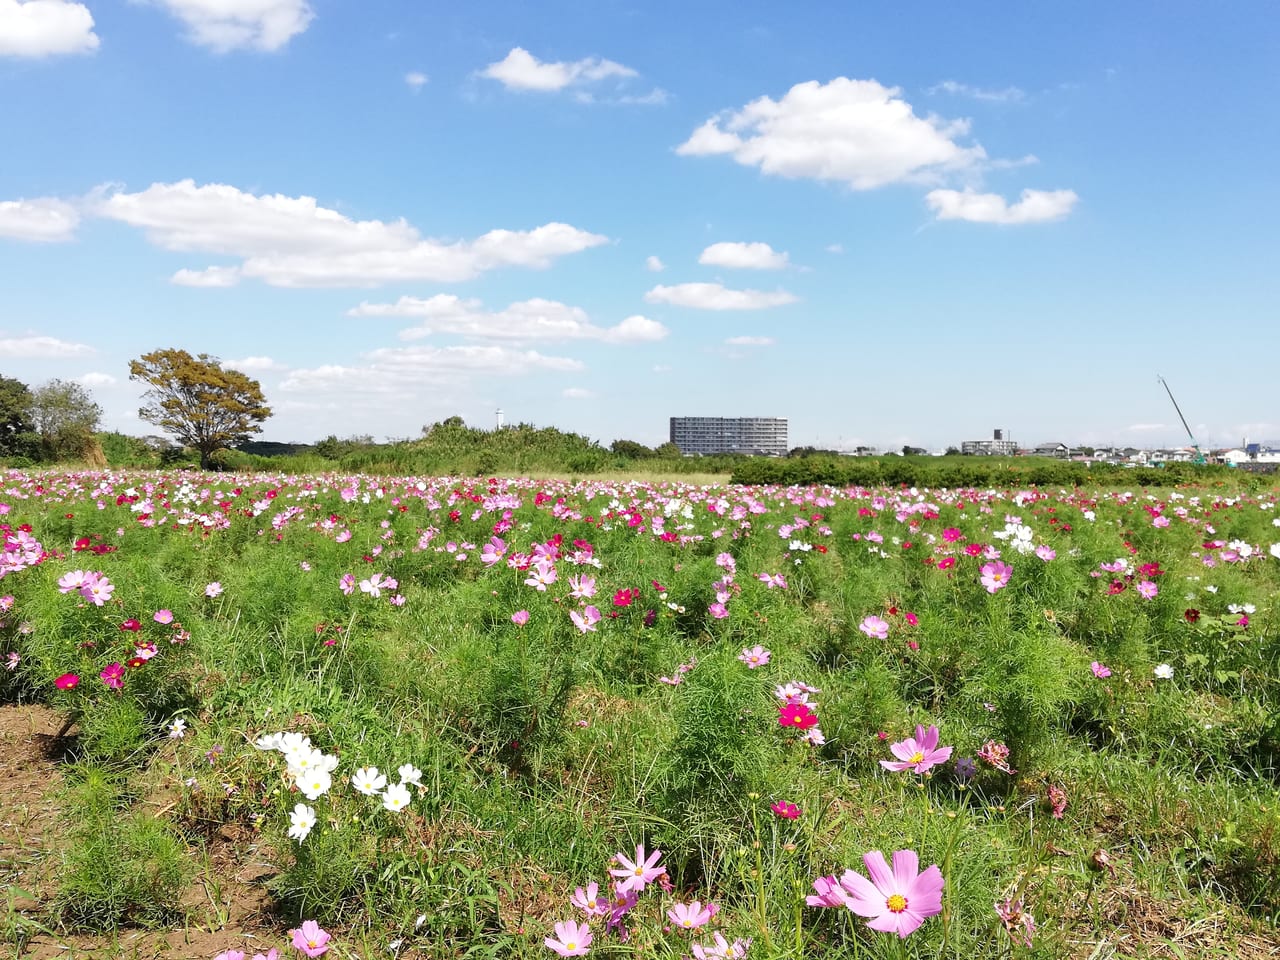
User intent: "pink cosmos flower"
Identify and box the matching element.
[779,702,818,730]
[570,605,601,634]
[904,612,918,626]
[708,602,729,620]
[568,574,597,599]
[252,951,279,960]
[1035,545,1056,562]
[545,919,592,956]
[570,881,609,918]
[807,875,851,908]
[57,570,93,594]
[979,561,1012,593]
[214,951,246,960]
[738,645,771,668]
[511,610,530,626]
[99,662,125,690]
[1136,580,1158,599]
[880,725,953,775]
[205,581,223,598]
[667,900,718,931]
[338,574,355,596]
[609,843,665,893]
[771,801,801,819]
[480,536,507,566]
[55,673,79,690]
[859,615,889,639]
[841,849,944,938]
[1091,661,1111,679]
[691,932,751,959]
[153,609,174,625]
[291,919,331,957]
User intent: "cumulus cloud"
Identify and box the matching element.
[0,0,98,57]
[280,344,583,396]
[928,80,1025,103]
[925,187,1078,224]
[676,77,986,189]
[88,180,607,287]
[644,282,798,311]
[481,46,637,93]
[77,372,117,387]
[146,0,314,52]
[171,265,241,287]
[404,71,428,90]
[699,241,789,270]
[0,334,93,357]
[348,294,668,344]
[0,197,81,241]
[724,335,776,346]
[645,255,665,272]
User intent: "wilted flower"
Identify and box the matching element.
[995,898,1036,947]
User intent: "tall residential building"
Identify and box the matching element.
[961,428,1019,456]
[669,416,788,456]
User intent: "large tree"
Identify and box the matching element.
[129,350,272,469]
[0,375,38,461]
[30,379,102,462]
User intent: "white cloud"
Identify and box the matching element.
[725,335,776,346]
[928,80,1025,103]
[699,241,789,270]
[645,255,665,272]
[405,71,428,90]
[825,243,844,254]
[676,77,986,190]
[0,334,93,357]
[146,0,314,52]
[0,197,80,241]
[644,282,798,311]
[481,46,637,93]
[562,387,594,399]
[171,265,241,286]
[91,180,607,286]
[280,344,583,395]
[925,187,1078,224]
[77,371,116,387]
[0,0,98,57]
[348,294,668,344]
[226,355,286,372]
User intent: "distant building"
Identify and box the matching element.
[1032,442,1069,458]
[669,416,788,456]
[961,428,1018,456]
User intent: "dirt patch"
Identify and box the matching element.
[0,703,283,959]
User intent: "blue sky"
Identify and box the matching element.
[3,0,1278,451]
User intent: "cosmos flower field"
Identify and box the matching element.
[3,470,1279,959]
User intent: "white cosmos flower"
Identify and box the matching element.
[297,769,332,800]
[1154,664,1175,680]
[285,746,327,776]
[254,732,284,751]
[1271,543,1280,557]
[352,766,387,796]
[288,803,317,842]
[167,718,187,739]
[382,782,412,813]
[278,732,312,754]
[397,763,423,786]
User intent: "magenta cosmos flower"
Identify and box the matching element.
[979,561,1013,593]
[842,849,944,938]
[544,919,592,956]
[55,673,80,690]
[880,724,953,774]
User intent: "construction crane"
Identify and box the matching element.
[1157,375,1208,464]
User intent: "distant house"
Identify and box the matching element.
[961,428,1018,456]
[1032,442,1069,458]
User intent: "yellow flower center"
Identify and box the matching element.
[886,894,908,913]
[682,919,693,927]
[634,868,644,875]
[910,751,925,764]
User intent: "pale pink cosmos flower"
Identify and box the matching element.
[859,615,889,639]
[880,725,953,774]
[609,843,665,893]
[738,645,771,668]
[511,610,530,626]
[57,570,93,594]
[807,875,851,908]
[81,575,114,606]
[568,574,597,600]
[338,574,355,596]
[979,561,1013,593]
[1136,580,1158,599]
[667,900,718,930]
[1035,545,1056,562]
[708,601,729,620]
[757,572,787,589]
[214,951,246,960]
[841,849,944,938]
[569,605,601,634]
[691,932,751,959]
[1091,661,1112,678]
[544,919,592,956]
[153,609,173,625]
[525,559,558,591]
[205,581,223,598]
[291,919,331,957]
[569,881,609,918]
